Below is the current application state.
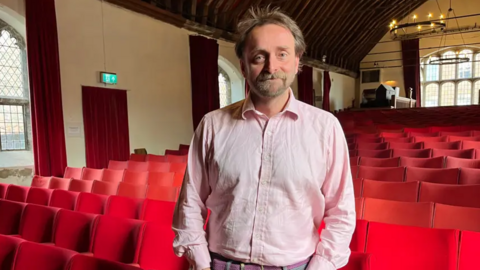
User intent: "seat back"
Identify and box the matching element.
[105,195,143,220]
[353,178,363,197]
[423,141,461,150]
[81,168,104,181]
[19,204,59,243]
[127,161,148,172]
[75,192,108,214]
[101,169,125,183]
[458,167,480,185]
[147,161,171,173]
[68,179,94,193]
[363,198,434,227]
[68,255,143,270]
[166,155,187,163]
[31,176,51,188]
[0,235,24,270]
[358,157,399,167]
[12,242,77,270]
[388,142,423,150]
[399,157,445,168]
[91,216,145,263]
[140,199,176,225]
[64,167,83,179]
[26,187,53,206]
[48,177,71,190]
[419,182,480,208]
[145,186,179,201]
[53,209,97,252]
[146,154,168,162]
[358,166,405,182]
[405,167,459,184]
[432,149,475,159]
[365,222,459,270]
[0,200,26,234]
[434,204,480,232]
[117,182,147,199]
[49,190,79,210]
[147,171,175,186]
[392,149,432,158]
[350,219,368,253]
[462,140,480,150]
[458,231,480,270]
[445,156,480,169]
[108,160,128,170]
[123,171,148,185]
[5,185,30,202]
[362,180,419,202]
[91,180,119,196]
[356,149,392,158]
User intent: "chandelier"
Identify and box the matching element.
[389,13,446,39]
[428,51,469,65]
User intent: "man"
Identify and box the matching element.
[173,6,355,270]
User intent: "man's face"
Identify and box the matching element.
[241,24,300,98]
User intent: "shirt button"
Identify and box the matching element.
[261,180,268,185]
[258,207,264,213]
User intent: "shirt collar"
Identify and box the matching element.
[241,88,300,121]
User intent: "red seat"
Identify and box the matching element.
[384,137,413,143]
[12,242,77,270]
[108,160,128,170]
[405,167,459,184]
[392,148,431,158]
[140,199,176,225]
[358,157,399,167]
[91,180,119,196]
[166,155,187,163]
[399,156,445,168]
[165,149,188,155]
[26,187,53,206]
[440,131,472,136]
[365,222,458,270]
[458,230,480,270]
[432,149,475,159]
[388,142,423,149]
[101,169,125,183]
[146,186,179,202]
[49,190,79,210]
[358,166,405,182]
[129,154,146,162]
[356,137,383,143]
[362,180,419,202]
[75,192,108,214]
[68,255,143,270]
[126,161,148,172]
[404,127,431,133]
[414,136,447,143]
[448,136,480,142]
[31,176,51,188]
[91,216,145,263]
[355,198,364,219]
[423,141,461,150]
[19,204,59,243]
[356,142,388,150]
[0,183,9,199]
[434,204,480,232]
[146,154,167,162]
[419,182,480,208]
[353,178,363,198]
[53,209,97,253]
[5,185,29,202]
[351,166,358,179]
[48,177,71,190]
[0,200,25,234]
[409,132,439,137]
[339,252,373,270]
[362,198,434,227]
[458,168,480,185]
[170,163,187,187]
[123,171,148,185]
[147,161,170,172]
[356,149,392,158]
[350,219,368,252]
[0,235,24,270]
[68,179,94,193]
[381,132,406,138]
[137,222,189,270]
[117,182,147,199]
[105,195,143,220]
[462,140,480,150]
[350,156,359,166]
[64,167,83,179]
[445,156,480,169]
[81,168,104,181]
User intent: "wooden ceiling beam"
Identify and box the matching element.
[207,0,223,27]
[316,0,357,50]
[199,0,214,25]
[217,0,237,30]
[294,0,313,22]
[302,0,330,37]
[308,0,341,59]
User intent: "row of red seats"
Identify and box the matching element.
[130,152,187,162]
[352,165,480,185]
[355,197,480,232]
[349,140,480,150]
[351,156,480,169]
[349,148,480,159]
[68,161,187,176]
[349,220,478,270]
[355,179,480,208]
[347,130,480,138]
[0,201,187,269]
[0,240,141,270]
[0,184,176,223]
[347,135,480,144]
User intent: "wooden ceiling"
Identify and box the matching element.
[105,0,428,77]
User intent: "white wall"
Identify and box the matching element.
[360,0,480,99]
[313,68,356,111]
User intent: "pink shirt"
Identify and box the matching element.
[173,90,356,270]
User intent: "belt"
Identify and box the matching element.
[210,253,310,270]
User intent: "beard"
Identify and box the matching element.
[250,71,294,98]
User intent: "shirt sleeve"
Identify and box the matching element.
[172,116,213,270]
[307,118,356,270]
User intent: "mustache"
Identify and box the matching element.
[256,72,287,81]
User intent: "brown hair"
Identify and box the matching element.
[235,6,306,61]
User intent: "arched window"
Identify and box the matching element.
[441,51,456,80]
[426,56,439,81]
[457,81,472,105]
[0,21,28,151]
[441,82,455,106]
[218,67,231,108]
[424,84,439,107]
[474,80,480,105]
[475,53,480,78]
[457,49,473,79]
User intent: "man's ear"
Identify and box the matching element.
[295,55,300,75]
[240,59,247,78]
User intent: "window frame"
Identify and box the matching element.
[421,48,480,107]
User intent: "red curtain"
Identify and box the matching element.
[189,35,219,130]
[26,0,67,177]
[401,39,421,107]
[82,87,130,169]
[323,71,331,111]
[297,66,314,105]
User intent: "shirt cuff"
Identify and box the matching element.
[187,245,211,270]
[306,255,336,270]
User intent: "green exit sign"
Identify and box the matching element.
[100,72,117,85]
